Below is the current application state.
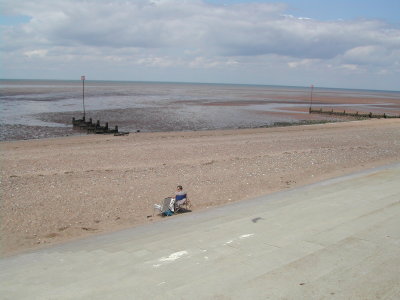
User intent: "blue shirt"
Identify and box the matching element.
[175,192,187,201]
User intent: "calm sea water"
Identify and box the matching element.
[1,79,399,141]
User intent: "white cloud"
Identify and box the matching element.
[339,64,360,71]
[7,0,395,58]
[23,49,48,57]
[137,56,177,67]
[188,56,238,68]
[342,45,399,66]
[1,0,400,89]
[288,58,319,68]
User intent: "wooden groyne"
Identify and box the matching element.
[309,108,400,119]
[72,117,129,135]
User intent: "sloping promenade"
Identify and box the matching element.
[1,163,399,299]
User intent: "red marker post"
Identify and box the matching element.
[309,84,314,111]
[81,76,86,120]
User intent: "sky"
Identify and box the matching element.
[1,0,400,90]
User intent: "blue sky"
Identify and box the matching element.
[207,0,400,23]
[0,15,31,25]
[1,0,399,90]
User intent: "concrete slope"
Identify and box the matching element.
[1,163,400,300]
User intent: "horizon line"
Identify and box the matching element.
[1,78,399,93]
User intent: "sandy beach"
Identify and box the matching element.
[1,118,400,256]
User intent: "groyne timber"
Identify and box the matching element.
[309,108,400,119]
[72,117,129,135]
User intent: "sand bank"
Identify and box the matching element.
[1,119,400,256]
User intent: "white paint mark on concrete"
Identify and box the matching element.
[153,264,161,268]
[223,234,255,246]
[240,233,255,239]
[159,250,188,262]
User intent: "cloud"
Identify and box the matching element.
[1,0,400,88]
[137,56,177,67]
[288,58,319,68]
[23,49,48,57]
[342,45,400,66]
[4,1,399,57]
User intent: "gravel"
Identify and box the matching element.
[1,119,400,256]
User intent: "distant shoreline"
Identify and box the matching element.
[2,78,400,93]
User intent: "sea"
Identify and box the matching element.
[1,79,399,141]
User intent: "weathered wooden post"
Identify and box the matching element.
[115,125,118,133]
[105,122,108,131]
[96,120,100,127]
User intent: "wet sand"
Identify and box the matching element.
[1,119,400,256]
[2,84,399,141]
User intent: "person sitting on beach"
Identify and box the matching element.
[174,185,189,209]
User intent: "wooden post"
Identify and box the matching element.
[115,125,118,133]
